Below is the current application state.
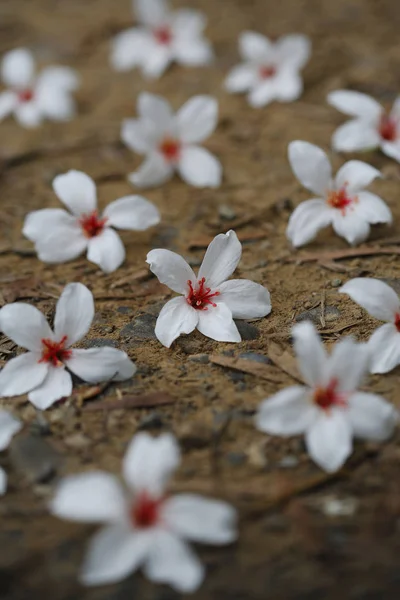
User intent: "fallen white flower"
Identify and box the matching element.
[0,410,22,495]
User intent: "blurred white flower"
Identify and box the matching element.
[51,432,237,590]
[122,92,222,189]
[111,0,213,79]
[256,321,397,473]
[225,32,310,108]
[328,90,400,162]
[0,48,79,128]
[23,170,160,273]
[147,230,271,347]
[0,283,136,410]
[0,410,22,495]
[340,277,400,374]
[287,141,392,247]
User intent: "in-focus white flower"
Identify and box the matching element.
[225,32,310,108]
[340,277,400,374]
[0,48,79,128]
[51,432,237,590]
[328,90,400,162]
[122,92,222,189]
[0,283,136,410]
[23,170,160,273]
[111,0,213,79]
[0,410,22,495]
[256,321,397,472]
[146,230,271,347]
[287,141,392,247]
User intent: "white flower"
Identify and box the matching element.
[0,48,79,128]
[328,90,400,162]
[256,321,397,472]
[111,0,213,79]
[146,230,271,347]
[51,432,237,590]
[340,277,400,374]
[122,92,222,189]
[23,170,160,273]
[225,32,310,108]
[0,410,22,495]
[287,141,392,247]
[0,283,136,410]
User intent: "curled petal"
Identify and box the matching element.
[339,278,400,322]
[28,366,72,410]
[287,199,332,247]
[198,230,241,289]
[65,347,133,383]
[218,279,271,319]
[368,323,400,374]
[288,141,332,195]
[354,191,392,225]
[54,283,94,346]
[154,297,198,348]
[104,196,160,231]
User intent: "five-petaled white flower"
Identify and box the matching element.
[0,410,22,495]
[328,90,400,162]
[51,432,237,591]
[225,31,310,108]
[287,141,392,247]
[0,283,136,410]
[111,0,213,79]
[23,170,160,273]
[256,321,397,473]
[340,277,400,374]
[122,92,222,189]
[146,230,271,347]
[0,48,79,128]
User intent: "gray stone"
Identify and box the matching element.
[151,225,178,250]
[235,320,260,340]
[9,433,60,483]
[120,314,157,341]
[188,353,209,364]
[226,451,246,466]
[239,352,272,364]
[117,306,134,314]
[82,338,118,348]
[296,305,341,324]
[279,455,299,468]
[138,412,164,430]
[218,204,236,220]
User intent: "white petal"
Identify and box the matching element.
[154,297,198,348]
[87,228,125,273]
[286,199,333,247]
[14,101,42,128]
[332,119,380,152]
[327,90,382,120]
[178,145,222,188]
[146,248,196,294]
[28,366,72,410]
[198,230,241,288]
[54,283,94,346]
[137,92,173,130]
[172,8,207,36]
[113,356,137,381]
[275,34,311,70]
[353,192,392,224]
[0,91,16,120]
[123,432,180,495]
[51,472,126,522]
[36,66,79,91]
[197,302,241,342]
[339,278,400,322]
[1,48,35,88]
[141,46,172,79]
[0,410,22,451]
[35,227,88,263]
[239,31,272,62]
[52,170,97,216]
[129,152,173,189]
[335,160,381,192]
[327,337,369,392]
[176,96,218,144]
[218,279,271,319]
[390,96,400,120]
[0,303,53,351]
[0,352,48,396]
[23,208,77,242]
[35,87,75,122]
[368,323,400,374]
[103,196,160,231]
[256,386,316,436]
[224,64,257,93]
[248,80,279,108]
[274,69,303,102]
[144,530,204,593]
[173,38,213,66]
[348,392,396,441]
[0,467,6,496]
[134,0,169,26]
[65,347,133,383]
[306,409,352,472]
[288,141,332,195]
[162,494,237,545]
[331,210,370,245]
[121,118,154,154]
[110,28,151,71]
[292,321,328,387]
[381,140,400,163]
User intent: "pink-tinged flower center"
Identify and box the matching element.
[186,277,220,310]
[39,335,72,367]
[395,313,400,332]
[379,114,397,142]
[159,137,181,162]
[130,491,162,528]
[259,65,277,79]
[79,211,108,238]
[327,186,354,211]
[154,26,173,45]
[17,89,34,103]
[313,379,347,410]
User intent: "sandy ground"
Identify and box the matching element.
[1,0,400,598]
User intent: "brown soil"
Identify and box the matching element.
[1,1,400,599]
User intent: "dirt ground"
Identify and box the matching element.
[1,0,400,598]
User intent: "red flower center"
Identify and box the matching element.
[18,89,34,103]
[259,65,277,79]
[395,313,400,332]
[379,114,397,142]
[130,492,162,528]
[159,138,181,162]
[313,379,347,410]
[154,26,173,45]
[327,186,354,212]
[79,211,108,238]
[39,335,72,367]
[186,277,220,310]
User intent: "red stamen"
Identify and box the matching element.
[154,26,173,45]
[79,211,108,238]
[39,335,72,367]
[259,65,277,79]
[130,491,162,528]
[379,114,397,142]
[159,138,181,162]
[186,277,220,310]
[327,185,354,213]
[395,313,400,332]
[18,89,34,103]
[314,378,347,411]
